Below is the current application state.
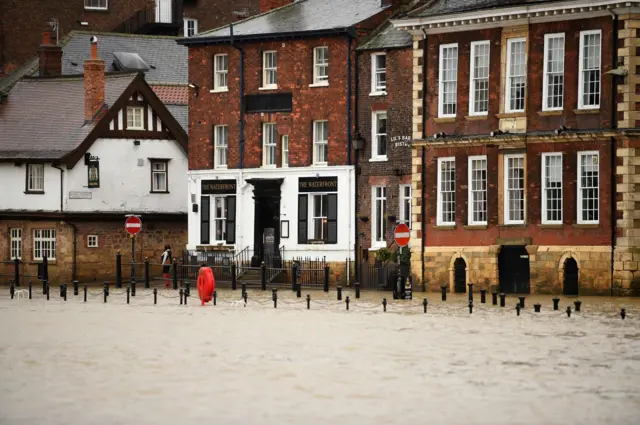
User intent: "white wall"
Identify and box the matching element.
[187,166,356,262]
[65,138,187,213]
[0,163,62,211]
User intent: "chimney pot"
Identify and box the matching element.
[38,31,62,76]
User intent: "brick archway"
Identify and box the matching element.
[448,251,471,292]
[558,252,581,294]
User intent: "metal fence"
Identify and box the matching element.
[359,262,397,291]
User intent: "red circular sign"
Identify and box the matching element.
[125,216,142,235]
[394,223,411,247]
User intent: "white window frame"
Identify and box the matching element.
[126,106,144,130]
[436,157,456,226]
[261,51,278,90]
[214,125,228,169]
[33,229,56,261]
[312,46,329,86]
[10,228,22,260]
[313,120,328,165]
[184,18,198,37]
[263,123,277,167]
[505,37,527,113]
[541,152,563,224]
[282,135,289,168]
[469,40,490,116]
[371,111,388,161]
[438,43,458,118]
[84,0,107,10]
[399,184,412,229]
[150,160,168,193]
[87,235,99,248]
[309,193,329,242]
[468,155,488,226]
[27,163,44,192]
[371,186,387,248]
[578,29,602,110]
[503,153,525,225]
[371,52,387,95]
[211,195,228,243]
[577,151,600,224]
[213,54,228,92]
[542,33,565,112]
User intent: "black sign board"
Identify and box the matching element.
[87,160,100,188]
[201,179,237,195]
[298,176,338,193]
[404,276,412,300]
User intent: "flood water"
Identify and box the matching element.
[0,288,639,425]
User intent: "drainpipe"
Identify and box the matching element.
[229,23,245,169]
[347,34,353,165]
[52,165,64,212]
[353,48,360,281]
[420,30,428,292]
[610,11,618,296]
[52,163,77,281]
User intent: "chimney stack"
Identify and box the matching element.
[38,31,62,76]
[84,37,105,123]
[259,0,293,13]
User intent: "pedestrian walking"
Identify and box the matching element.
[161,245,172,288]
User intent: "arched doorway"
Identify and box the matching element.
[563,258,579,296]
[453,258,467,293]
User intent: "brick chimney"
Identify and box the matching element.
[38,32,62,76]
[259,0,292,13]
[84,39,105,123]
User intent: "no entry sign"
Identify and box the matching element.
[394,223,411,247]
[125,215,142,235]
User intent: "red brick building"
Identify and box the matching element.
[394,0,640,295]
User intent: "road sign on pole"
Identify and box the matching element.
[125,216,142,236]
[394,223,411,247]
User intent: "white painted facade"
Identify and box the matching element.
[0,163,63,212]
[186,166,356,262]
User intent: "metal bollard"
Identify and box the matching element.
[243,291,247,306]
[566,306,572,317]
[382,298,387,312]
[573,300,581,312]
[621,308,626,320]
[46,282,50,300]
[103,288,107,303]
[104,282,109,297]
[518,296,525,309]
[272,288,278,308]
[63,284,67,301]
[153,288,157,305]
[534,304,541,313]
[337,285,342,301]
[126,287,130,304]
[355,282,360,299]
[296,282,301,298]
[515,304,520,316]
[213,290,217,306]
[60,284,64,298]
[179,289,183,305]
[184,288,188,306]
[144,258,150,289]
[306,294,311,310]
[345,296,350,311]
[480,289,486,304]
[10,281,14,299]
[499,293,505,307]
[423,298,428,313]
[492,291,498,305]
[441,285,447,301]
[242,282,247,299]
[73,280,79,296]
[185,281,190,298]
[83,284,87,302]
[467,283,474,303]
[231,264,237,291]
[131,280,136,297]
[291,263,298,292]
[323,265,330,293]
[28,281,32,299]
[260,262,266,291]
[43,279,47,294]
[468,300,473,314]
[552,297,560,310]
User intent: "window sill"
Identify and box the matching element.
[498,224,526,228]
[573,223,600,229]
[465,115,488,121]
[150,191,170,194]
[464,224,487,230]
[573,108,600,115]
[310,163,328,167]
[539,223,563,228]
[84,7,108,12]
[496,112,526,119]
[128,127,145,131]
[369,157,388,162]
[309,82,329,88]
[24,191,45,195]
[538,110,562,116]
[434,117,456,123]
[369,91,387,97]
[435,225,456,230]
[261,164,277,169]
[259,86,278,91]
[214,165,228,170]
[210,88,229,93]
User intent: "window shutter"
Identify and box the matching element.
[298,194,308,244]
[225,195,236,244]
[200,196,210,244]
[327,193,338,244]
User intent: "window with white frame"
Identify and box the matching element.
[313,120,328,165]
[504,154,525,224]
[10,228,22,260]
[262,51,278,88]
[313,47,329,85]
[26,163,44,192]
[399,185,411,228]
[214,54,228,90]
[543,34,565,111]
[506,38,526,113]
[212,196,227,242]
[263,123,277,166]
[150,160,168,193]
[542,153,563,224]
[33,229,56,260]
[578,30,601,109]
[87,235,99,248]
[214,125,228,168]
[282,135,289,167]
[311,194,329,241]
[371,111,387,160]
[184,18,198,37]
[578,151,599,224]
[437,157,456,226]
[468,155,487,225]
[372,186,387,247]
[126,106,144,130]
[438,44,458,117]
[469,41,490,115]
[85,0,107,10]
[371,53,387,94]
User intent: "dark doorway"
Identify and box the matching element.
[498,245,530,293]
[247,178,283,265]
[563,258,579,296]
[453,257,467,293]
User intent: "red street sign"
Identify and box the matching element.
[394,223,411,247]
[125,216,142,235]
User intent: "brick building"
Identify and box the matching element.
[394,0,640,295]
[178,0,400,281]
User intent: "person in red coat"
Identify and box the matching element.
[197,264,215,305]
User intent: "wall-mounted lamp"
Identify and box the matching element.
[554,125,569,136]
[188,82,200,97]
[490,129,504,137]
[605,66,628,77]
[433,132,446,139]
[353,132,365,151]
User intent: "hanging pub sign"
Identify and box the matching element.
[298,176,338,193]
[201,179,237,195]
[85,153,100,188]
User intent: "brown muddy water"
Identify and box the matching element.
[0,289,639,425]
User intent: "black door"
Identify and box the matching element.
[247,178,283,264]
[498,245,530,294]
[563,258,579,296]
[454,258,467,293]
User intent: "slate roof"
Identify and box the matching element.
[0,73,137,159]
[166,104,188,133]
[181,0,390,44]
[357,22,413,51]
[409,0,555,18]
